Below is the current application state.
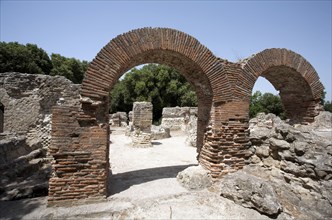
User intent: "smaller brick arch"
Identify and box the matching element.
[240,48,324,123]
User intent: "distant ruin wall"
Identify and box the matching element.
[109,112,128,127]
[161,107,198,147]
[0,73,80,154]
[0,72,80,136]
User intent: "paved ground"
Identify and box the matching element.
[0,128,269,219]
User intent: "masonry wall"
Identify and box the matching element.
[48,28,324,204]
[0,73,80,148]
[48,104,109,205]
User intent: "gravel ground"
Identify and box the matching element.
[0,128,269,219]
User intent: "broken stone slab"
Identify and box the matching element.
[131,132,152,148]
[219,170,282,217]
[269,138,290,150]
[151,125,170,140]
[176,165,213,190]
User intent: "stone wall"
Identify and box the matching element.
[161,107,198,147]
[109,112,128,127]
[0,72,80,201]
[0,72,80,148]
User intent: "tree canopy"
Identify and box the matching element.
[249,91,285,118]
[0,41,88,84]
[0,42,52,75]
[1,41,331,116]
[109,64,197,122]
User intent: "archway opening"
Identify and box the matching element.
[260,66,315,123]
[107,62,205,197]
[109,63,198,125]
[250,76,284,119]
[48,28,219,203]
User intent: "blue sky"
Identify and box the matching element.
[1,0,331,100]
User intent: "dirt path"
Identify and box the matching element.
[0,129,270,219]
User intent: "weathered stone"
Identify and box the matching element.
[177,166,212,190]
[269,138,290,150]
[219,170,282,217]
[293,141,307,156]
[109,112,128,127]
[132,102,152,132]
[0,73,79,201]
[255,145,270,158]
[151,125,170,140]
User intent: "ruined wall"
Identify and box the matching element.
[0,72,80,148]
[49,27,324,205]
[161,107,198,146]
[131,102,153,147]
[0,73,81,201]
[109,112,128,127]
[48,105,109,205]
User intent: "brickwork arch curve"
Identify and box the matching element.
[81,27,225,149]
[241,48,324,122]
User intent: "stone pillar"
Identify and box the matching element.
[131,102,153,147]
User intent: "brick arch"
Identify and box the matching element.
[240,48,324,122]
[80,27,227,149]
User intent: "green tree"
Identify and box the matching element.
[109,64,197,122]
[250,91,284,118]
[324,101,332,112]
[50,53,88,84]
[0,42,52,75]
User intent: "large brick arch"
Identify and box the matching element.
[240,48,324,122]
[80,27,226,150]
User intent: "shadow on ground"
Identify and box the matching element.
[0,197,46,219]
[108,164,196,195]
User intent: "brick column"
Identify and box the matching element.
[198,100,251,178]
[48,102,109,205]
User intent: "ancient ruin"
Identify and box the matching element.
[0,28,324,205]
[46,27,324,204]
[0,73,80,200]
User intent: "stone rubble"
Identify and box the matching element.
[109,112,128,127]
[219,112,332,219]
[161,107,198,147]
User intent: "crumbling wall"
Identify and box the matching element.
[0,73,80,145]
[109,112,128,127]
[0,72,80,200]
[131,102,153,147]
[161,107,198,147]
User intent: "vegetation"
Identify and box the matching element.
[321,91,332,113]
[249,91,285,118]
[324,101,332,112]
[50,53,88,84]
[1,41,331,116]
[0,41,88,83]
[109,64,197,122]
